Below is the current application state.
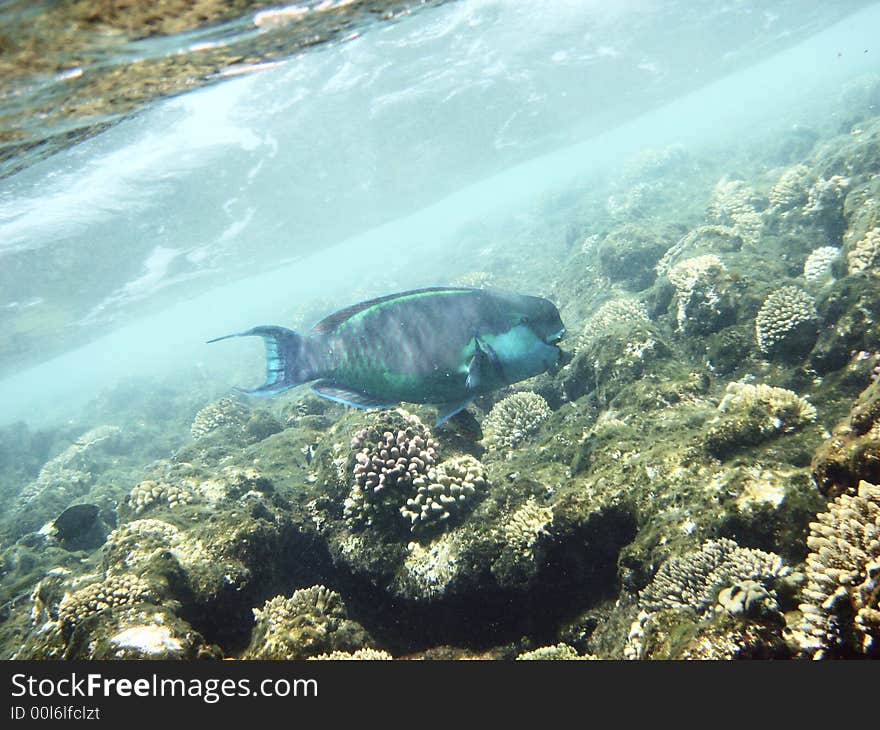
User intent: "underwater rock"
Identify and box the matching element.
[793,480,880,659]
[484,392,551,450]
[243,585,372,660]
[717,579,781,620]
[666,254,736,335]
[754,285,818,360]
[706,325,756,375]
[811,376,880,498]
[597,224,672,290]
[703,381,817,459]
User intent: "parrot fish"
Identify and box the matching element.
[208,286,565,425]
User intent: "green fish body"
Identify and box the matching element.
[209,286,565,424]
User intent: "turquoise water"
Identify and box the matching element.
[1,1,879,660]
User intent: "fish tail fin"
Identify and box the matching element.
[208,326,315,395]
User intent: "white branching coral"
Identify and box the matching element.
[344,412,438,527]
[581,298,649,345]
[502,497,553,560]
[755,285,818,355]
[769,164,812,211]
[190,398,251,439]
[639,538,789,616]
[847,227,880,274]
[707,179,762,246]
[58,574,157,632]
[401,455,487,531]
[309,648,393,660]
[797,480,880,658]
[128,480,196,514]
[484,392,552,449]
[516,643,596,660]
[803,246,840,283]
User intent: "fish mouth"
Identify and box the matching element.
[546,327,565,345]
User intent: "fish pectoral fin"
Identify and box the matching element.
[465,333,501,390]
[311,381,397,410]
[465,349,484,390]
[433,398,474,426]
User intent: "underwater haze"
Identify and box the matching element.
[1,0,880,660]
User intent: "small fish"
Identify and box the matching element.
[209,286,565,425]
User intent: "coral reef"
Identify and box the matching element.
[795,480,880,658]
[812,376,880,497]
[803,245,840,283]
[516,643,595,660]
[707,179,762,246]
[244,585,371,660]
[309,648,392,660]
[704,382,817,458]
[666,254,735,334]
[769,164,812,212]
[580,298,649,346]
[638,538,790,616]
[401,455,487,531]
[754,285,818,358]
[128,480,196,514]
[343,411,438,529]
[484,392,551,449]
[847,227,880,274]
[58,574,157,634]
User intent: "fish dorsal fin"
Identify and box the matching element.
[310,287,479,334]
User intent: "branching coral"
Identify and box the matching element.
[128,480,196,514]
[344,412,438,528]
[401,455,487,531]
[755,285,818,356]
[796,480,880,658]
[707,179,762,246]
[58,574,157,633]
[484,392,551,449]
[705,381,816,457]
[581,298,649,346]
[847,227,880,274]
[244,585,371,660]
[190,397,251,439]
[639,538,789,616]
[803,246,840,283]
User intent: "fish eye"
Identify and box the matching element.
[520,316,529,324]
